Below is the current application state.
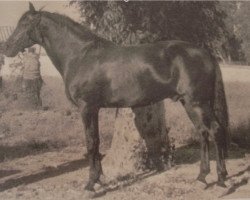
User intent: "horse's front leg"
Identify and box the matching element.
[80,103,102,191]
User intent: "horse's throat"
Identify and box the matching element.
[42,39,65,76]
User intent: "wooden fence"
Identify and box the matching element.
[0,26,14,42]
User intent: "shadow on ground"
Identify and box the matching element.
[0,140,66,162]
[220,166,249,197]
[205,165,250,196]
[94,163,250,198]
[0,158,88,192]
[0,169,21,179]
[94,170,162,198]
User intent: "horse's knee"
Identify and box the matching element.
[200,129,209,140]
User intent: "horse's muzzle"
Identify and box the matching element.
[2,43,19,57]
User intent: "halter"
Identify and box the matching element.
[28,12,45,46]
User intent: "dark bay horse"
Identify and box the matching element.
[3,3,229,192]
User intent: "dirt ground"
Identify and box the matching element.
[0,64,250,199]
[0,146,249,200]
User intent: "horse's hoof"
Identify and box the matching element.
[217,181,227,188]
[98,174,109,186]
[222,171,228,179]
[196,174,207,185]
[94,183,107,197]
[84,182,95,192]
[83,190,96,199]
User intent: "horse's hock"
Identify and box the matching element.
[102,101,170,179]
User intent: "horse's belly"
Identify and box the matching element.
[102,67,177,107]
[105,82,176,107]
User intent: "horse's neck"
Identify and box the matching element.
[40,15,99,78]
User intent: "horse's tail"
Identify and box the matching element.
[213,61,230,157]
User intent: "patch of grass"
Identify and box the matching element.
[174,142,200,165]
[27,139,66,152]
[174,141,250,165]
[231,120,250,149]
[27,140,49,151]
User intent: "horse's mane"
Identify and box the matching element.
[40,11,112,45]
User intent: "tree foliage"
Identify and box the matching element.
[71,1,227,52]
[218,1,245,63]
[232,2,250,64]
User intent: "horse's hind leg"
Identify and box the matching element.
[181,100,211,184]
[80,103,102,191]
[210,120,228,186]
[182,100,227,185]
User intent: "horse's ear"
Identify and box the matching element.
[29,2,36,13]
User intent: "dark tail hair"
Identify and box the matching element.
[213,62,230,156]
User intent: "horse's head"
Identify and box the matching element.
[4,2,42,57]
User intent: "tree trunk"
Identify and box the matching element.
[102,101,170,180]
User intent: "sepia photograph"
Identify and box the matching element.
[0,0,249,199]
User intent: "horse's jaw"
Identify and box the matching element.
[4,50,19,57]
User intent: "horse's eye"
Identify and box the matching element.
[21,21,28,26]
